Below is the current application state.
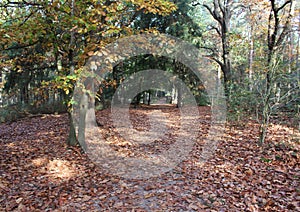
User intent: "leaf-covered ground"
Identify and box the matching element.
[0,106,299,211]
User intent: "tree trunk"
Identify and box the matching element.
[147,90,151,105]
[248,25,254,91]
[67,112,78,146]
[67,0,78,146]
[203,0,233,98]
[143,91,147,104]
[222,64,232,98]
[258,0,293,145]
[77,92,89,151]
[176,81,182,108]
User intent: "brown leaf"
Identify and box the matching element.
[16,198,23,204]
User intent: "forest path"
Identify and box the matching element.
[0,106,299,211]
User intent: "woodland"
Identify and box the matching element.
[0,0,299,211]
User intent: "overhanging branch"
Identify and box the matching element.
[0,41,39,52]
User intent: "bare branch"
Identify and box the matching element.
[200,46,218,53]
[203,4,223,26]
[19,10,36,27]
[275,1,293,47]
[276,0,292,12]
[204,54,224,68]
[271,85,300,110]
[217,0,225,15]
[0,41,39,52]
[191,1,201,7]
[0,0,43,8]
[211,25,221,36]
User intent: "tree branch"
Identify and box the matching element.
[0,41,39,52]
[276,0,292,12]
[0,0,43,8]
[19,10,36,27]
[204,54,224,68]
[203,4,223,26]
[275,1,293,47]
[210,25,221,36]
[191,1,201,7]
[200,46,219,54]
[217,0,225,16]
